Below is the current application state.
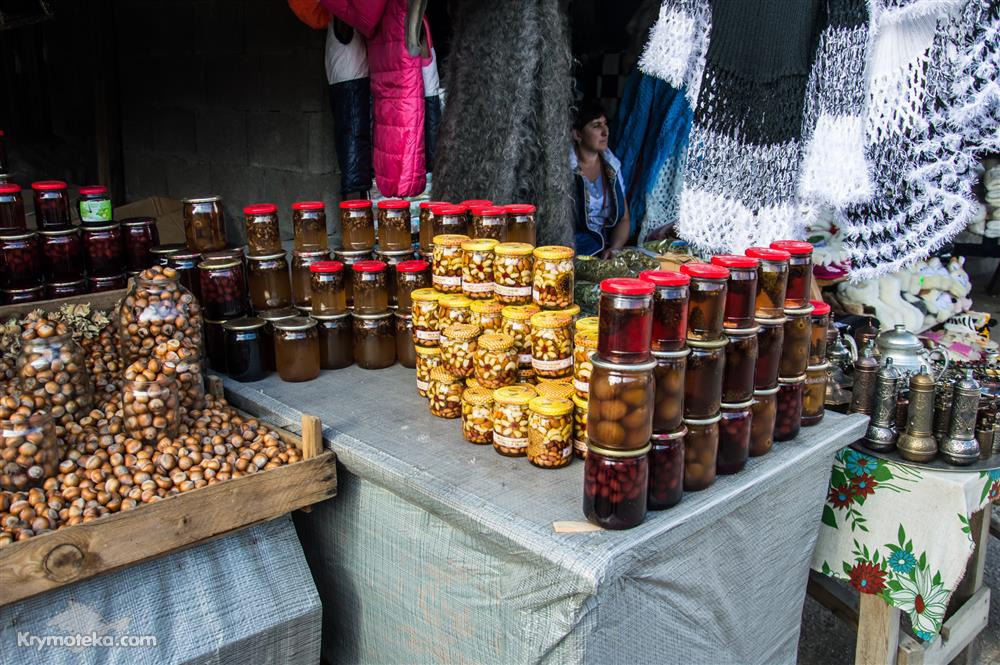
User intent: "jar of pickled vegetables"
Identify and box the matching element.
[470,299,503,332]
[572,393,589,459]
[418,200,449,252]
[597,277,653,364]
[722,326,758,404]
[273,316,321,382]
[431,204,467,237]
[530,311,573,380]
[648,429,685,510]
[711,255,759,329]
[291,248,331,307]
[411,288,442,347]
[586,355,656,451]
[243,203,282,255]
[653,348,689,433]
[32,180,71,230]
[432,234,468,294]
[462,387,494,444]
[396,259,431,311]
[428,366,463,418]
[314,312,354,370]
[718,401,752,475]
[802,363,829,426]
[583,443,650,529]
[532,245,574,310]
[353,311,396,369]
[680,262,729,342]
[504,204,536,246]
[469,205,507,241]
[246,251,292,312]
[755,316,786,390]
[339,199,375,250]
[684,338,726,419]
[775,374,805,441]
[501,304,540,371]
[438,293,474,328]
[441,322,480,378]
[809,300,831,366]
[182,195,226,253]
[474,332,517,388]
[352,260,389,314]
[683,414,720,491]
[746,247,790,319]
[374,199,412,250]
[492,385,536,456]
[309,260,347,315]
[461,238,497,299]
[639,270,690,352]
[395,312,416,368]
[750,386,779,456]
[573,330,598,398]
[493,242,534,305]
[527,396,574,468]
[779,304,814,379]
[415,344,442,397]
[770,240,813,309]
[0,183,26,231]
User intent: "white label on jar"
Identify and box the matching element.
[493,433,528,449]
[434,274,461,287]
[462,281,494,294]
[80,199,112,222]
[532,356,573,371]
[518,353,533,366]
[416,329,440,341]
[495,284,531,297]
[573,439,587,453]
[573,379,589,394]
[416,379,429,391]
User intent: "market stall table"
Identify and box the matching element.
[221,366,867,665]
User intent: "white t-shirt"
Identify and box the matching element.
[325,23,368,85]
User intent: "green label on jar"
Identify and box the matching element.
[80,199,112,222]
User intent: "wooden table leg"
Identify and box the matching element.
[856,592,901,665]
[948,504,992,665]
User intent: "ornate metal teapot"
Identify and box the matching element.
[876,325,948,379]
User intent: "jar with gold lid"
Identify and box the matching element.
[470,299,503,332]
[717,401,752,474]
[461,238,497,299]
[182,195,226,253]
[530,311,573,380]
[429,366,463,418]
[572,393,589,459]
[750,386,779,456]
[648,429,685,509]
[584,442,650,529]
[441,322,480,378]
[653,348,689,433]
[527,396,574,468]
[438,293,474,328]
[775,374,805,441]
[780,304,814,378]
[432,234,468,293]
[532,245,574,310]
[462,387,494,444]
[501,304,540,373]
[411,288,442,347]
[684,414,721,491]
[474,332,517,388]
[493,242,534,306]
[684,338,726,419]
[573,330,598,398]
[415,344,442,397]
[492,384,536,456]
[802,363,829,426]
[587,355,656,451]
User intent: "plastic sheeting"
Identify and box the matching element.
[221,366,868,665]
[0,516,321,665]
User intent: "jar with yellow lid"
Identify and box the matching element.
[415,345,442,397]
[557,303,581,330]
[440,322,480,378]
[530,311,573,380]
[466,377,483,390]
[492,385,537,456]
[493,242,534,306]
[532,245,574,310]
[474,332,517,388]
[572,393,589,459]
[431,234,468,293]
[501,304,541,371]
[535,379,575,400]
[462,387,494,444]
[438,293,474,327]
[573,330,598,398]
[471,299,503,332]
[527,396,574,468]
[461,238,497,300]
[577,316,599,335]
[411,288,442,347]
[428,366,463,418]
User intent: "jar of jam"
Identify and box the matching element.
[395,312,416,368]
[492,384,536,456]
[151,243,185,266]
[291,248,331,307]
[333,248,371,305]
[680,263,729,341]
[182,196,226,253]
[396,259,431,312]
[243,203,282,255]
[504,204,537,246]
[256,306,298,371]
[770,240,813,308]
[411,288,442,347]
[684,338,726,419]
[775,374,805,441]
[76,184,112,225]
[802,363,829,426]
[746,247,790,319]
[474,332,517,388]
[780,304,814,378]
[0,184,26,230]
[46,279,87,299]
[750,386,779,456]
[313,312,353,369]
[166,247,203,300]
[527,396,574,468]
[272,316,320,381]
[431,203,467,237]
[755,316,786,390]
[353,311,396,369]
[638,270,689,352]
[532,245,575,310]
[530,311,573,380]
[376,199,412,250]
[501,304,540,371]
[461,387,494,444]
[438,293,474,328]
[683,414,720,491]
[471,299,503,332]
[31,180,71,230]
[203,318,227,371]
[711,254,759,329]
[428,367,463,418]
[38,227,83,282]
[291,201,328,250]
[199,259,247,319]
[88,273,126,293]
[308,260,346,315]
[339,199,375,250]
[432,234,468,294]
[461,238,497,299]
[418,200,449,252]
[573,330,598,398]
[415,344,442,397]
[469,206,507,241]
[722,326,759,403]
[246,251,292,312]
[718,401,752,474]
[583,442,649,529]
[572,393,589,459]
[653,348,689,433]
[597,278,654,364]
[648,429,685,510]
[441,322,480,378]
[79,223,120,278]
[809,300,831,365]
[121,216,160,272]
[3,286,44,304]
[493,242,534,306]
[0,231,43,288]
[352,260,389,314]
[223,317,267,382]
[586,355,656,450]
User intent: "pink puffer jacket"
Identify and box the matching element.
[318,0,387,38]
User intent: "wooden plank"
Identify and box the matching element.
[947,505,991,665]
[0,288,125,320]
[807,570,859,629]
[301,414,322,460]
[897,634,925,665]
[913,588,990,665]
[856,592,901,665]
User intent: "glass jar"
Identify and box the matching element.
[244,251,291,312]
[333,248,371,306]
[722,326,759,403]
[718,401,752,475]
[683,414,720,491]
[395,259,431,312]
[313,312,353,369]
[583,443,650,529]
[573,330,598,398]
[3,286,44,304]
[461,238,497,300]
[469,206,507,241]
[40,227,84,283]
[291,248,331,307]
[532,245,575,309]
[151,242,185,265]
[586,355,656,450]
[802,363,829,426]
[418,200,449,252]
[755,316,786,390]
[572,393,589,459]
[597,278,654,364]
[88,273,126,293]
[770,240,813,308]
[432,234,468,293]
[182,196,226,253]
[375,248,414,307]
[711,255,759,329]
[775,375,805,441]
[653,348,689,433]
[199,259,247,319]
[411,288,442,347]
[46,279,87,299]
[258,307,298,371]
[0,183,26,231]
[222,317,267,382]
[415,344,442,397]
[0,403,59,491]
[441,322,480,378]
[353,311,396,369]
[638,270,690,352]
[504,204,536,246]
[83,224,124,277]
[166,247,203,300]
[0,231,43,288]
[273,316,320,381]
[460,199,493,226]
[308,260,346,315]
[462,387,494,444]
[396,313,416,368]
[530,311,573,380]
[492,385,536,456]
[121,216,160,272]
[780,304,814,378]
[203,318,227,372]
[527,396,574,468]
[428,366,463,418]
[680,262,729,341]
[18,328,94,426]
[493,242,534,306]
[431,203,467,237]
[809,300,831,366]
[648,429,685,510]
[77,185,112,225]
[684,338,726,419]
[471,299,503,332]
[376,199,412,250]
[750,386,779,456]
[292,201,328,250]
[339,199,375,250]
[243,203,282,255]
[501,304,540,371]
[438,293,474,328]
[352,260,389,314]
[474,332,517,388]
[119,266,204,362]
[746,247,790,319]
[31,180,71,230]
[123,375,179,443]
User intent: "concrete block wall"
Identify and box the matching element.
[114,0,341,244]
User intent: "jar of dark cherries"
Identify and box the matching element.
[755,316,786,390]
[40,227,84,282]
[684,338,726,419]
[0,183,26,231]
[809,300,831,365]
[198,259,247,320]
[722,326,758,404]
[648,428,685,510]
[775,374,805,442]
[652,348,688,433]
[770,240,813,309]
[680,262,729,341]
[779,304,814,378]
[0,231,43,289]
[82,223,124,278]
[597,278,654,364]
[166,247,203,300]
[89,273,126,293]
[121,217,160,272]
[750,386,779,456]
[583,442,650,530]
[717,401,753,475]
[31,180,71,230]
[746,247,790,319]
[639,270,689,352]
[683,414,720,491]
[711,254,759,329]
[3,286,45,304]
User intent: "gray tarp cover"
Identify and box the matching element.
[0,516,321,665]
[222,366,868,665]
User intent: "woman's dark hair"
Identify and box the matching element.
[572,98,607,132]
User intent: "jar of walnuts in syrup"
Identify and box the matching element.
[243,203,282,255]
[339,199,375,250]
[639,270,690,352]
[750,386,779,456]
[746,247,790,319]
[680,262,729,342]
[376,199,413,251]
[711,254,759,329]
[418,201,450,253]
[770,240,813,309]
[779,304,815,379]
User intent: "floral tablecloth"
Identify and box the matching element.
[811,448,1000,640]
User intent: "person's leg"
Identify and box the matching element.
[328,79,373,199]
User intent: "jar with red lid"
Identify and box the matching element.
[31,180,71,230]
[750,386,779,456]
[775,375,805,441]
[722,326,758,403]
[0,183,26,231]
[802,363,829,426]
[712,254,759,329]
[352,260,388,314]
[718,401,752,474]
[309,260,346,315]
[166,248,203,300]
[770,240,813,308]
[469,206,507,241]
[639,270,689,352]
[396,259,431,311]
[333,248,371,305]
[396,312,417,368]
[291,201,328,250]
[182,196,226,253]
[418,201,449,252]
[314,312,354,369]
[684,338,726,419]
[809,300,831,365]
[460,199,492,228]
[780,304,814,378]
[246,251,292,312]
[504,204,536,246]
[755,316,785,389]
[291,248,331,307]
[598,277,654,364]
[680,262,728,341]
[683,414,720,491]
[77,185,112,225]
[431,203,467,237]
[377,199,413,250]
[199,259,247,319]
[88,273,126,293]
[583,442,650,530]
[82,223,124,278]
[3,286,44,304]
[40,227,84,282]
[746,247,790,318]
[339,199,375,250]
[648,429,685,509]
[121,216,160,272]
[374,248,413,307]
[243,203,282,255]
[0,231,42,289]
[653,348,688,433]
[47,279,88,299]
